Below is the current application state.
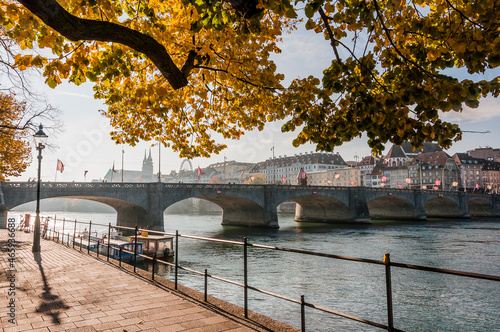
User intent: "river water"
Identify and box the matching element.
[10,210,500,331]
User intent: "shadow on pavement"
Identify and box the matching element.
[33,252,69,324]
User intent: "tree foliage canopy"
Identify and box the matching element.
[1,0,499,157]
[0,91,31,180]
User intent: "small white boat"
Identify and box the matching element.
[135,232,175,259]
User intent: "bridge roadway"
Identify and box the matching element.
[1,182,499,230]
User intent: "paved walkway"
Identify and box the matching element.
[0,230,290,332]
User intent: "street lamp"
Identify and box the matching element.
[32,124,48,253]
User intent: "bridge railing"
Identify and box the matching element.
[2,181,496,200]
[21,214,500,332]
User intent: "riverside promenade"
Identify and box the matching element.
[0,230,296,332]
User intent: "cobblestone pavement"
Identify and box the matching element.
[0,230,272,332]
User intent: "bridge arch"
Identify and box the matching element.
[163,194,267,228]
[424,197,462,218]
[468,198,494,217]
[289,195,351,223]
[8,195,149,229]
[367,196,417,220]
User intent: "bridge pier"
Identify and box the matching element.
[116,205,150,229]
[348,188,371,223]
[293,188,371,224]
[493,194,500,216]
[146,184,165,231]
[221,206,277,228]
[458,192,471,218]
[414,190,427,221]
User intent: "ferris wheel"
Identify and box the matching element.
[179,159,193,172]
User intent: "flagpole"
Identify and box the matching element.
[121,149,124,182]
[158,141,161,182]
[271,143,275,184]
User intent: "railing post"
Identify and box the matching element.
[107,223,111,262]
[175,230,179,290]
[79,235,83,252]
[62,218,65,245]
[67,233,70,246]
[152,253,157,281]
[119,247,122,267]
[73,219,77,249]
[301,295,306,332]
[53,217,56,240]
[97,241,100,258]
[134,226,138,273]
[88,221,92,255]
[384,253,394,332]
[204,269,208,302]
[244,237,248,318]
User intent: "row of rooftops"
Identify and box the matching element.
[256,152,346,168]
[125,144,500,182]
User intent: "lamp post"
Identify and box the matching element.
[33,124,48,253]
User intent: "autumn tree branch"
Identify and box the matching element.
[17,0,189,89]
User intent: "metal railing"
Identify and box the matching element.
[25,215,500,332]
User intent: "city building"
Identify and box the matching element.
[103,149,155,182]
[358,156,377,186]
[467,147,500,162]
[384,142,442,167]
[482,161,500,193]
[306,167,361,187]
[453,153,485,190]
[254,152,347,184]
[206,160,254,183]
[408,151,460,190]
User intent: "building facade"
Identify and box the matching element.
[408,151,460,190]
[252,152,348,184]
[453,153,485,190]
[307,167,361,187]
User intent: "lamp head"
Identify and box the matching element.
[33,124,48,149]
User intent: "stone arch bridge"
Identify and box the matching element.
[1,182,499,230]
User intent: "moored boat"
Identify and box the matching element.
[98,237,144,263]
[134,232,175,259]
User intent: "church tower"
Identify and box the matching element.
[141,149,154,181]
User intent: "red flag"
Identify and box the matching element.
[112,161,117,172]
[84,170,88,176]
[57,159,64,173]
[197,166,204,180]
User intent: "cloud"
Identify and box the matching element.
[440,96,500,123]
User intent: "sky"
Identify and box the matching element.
[13,23,500,182]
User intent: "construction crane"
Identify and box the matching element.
[462,130,490,134]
